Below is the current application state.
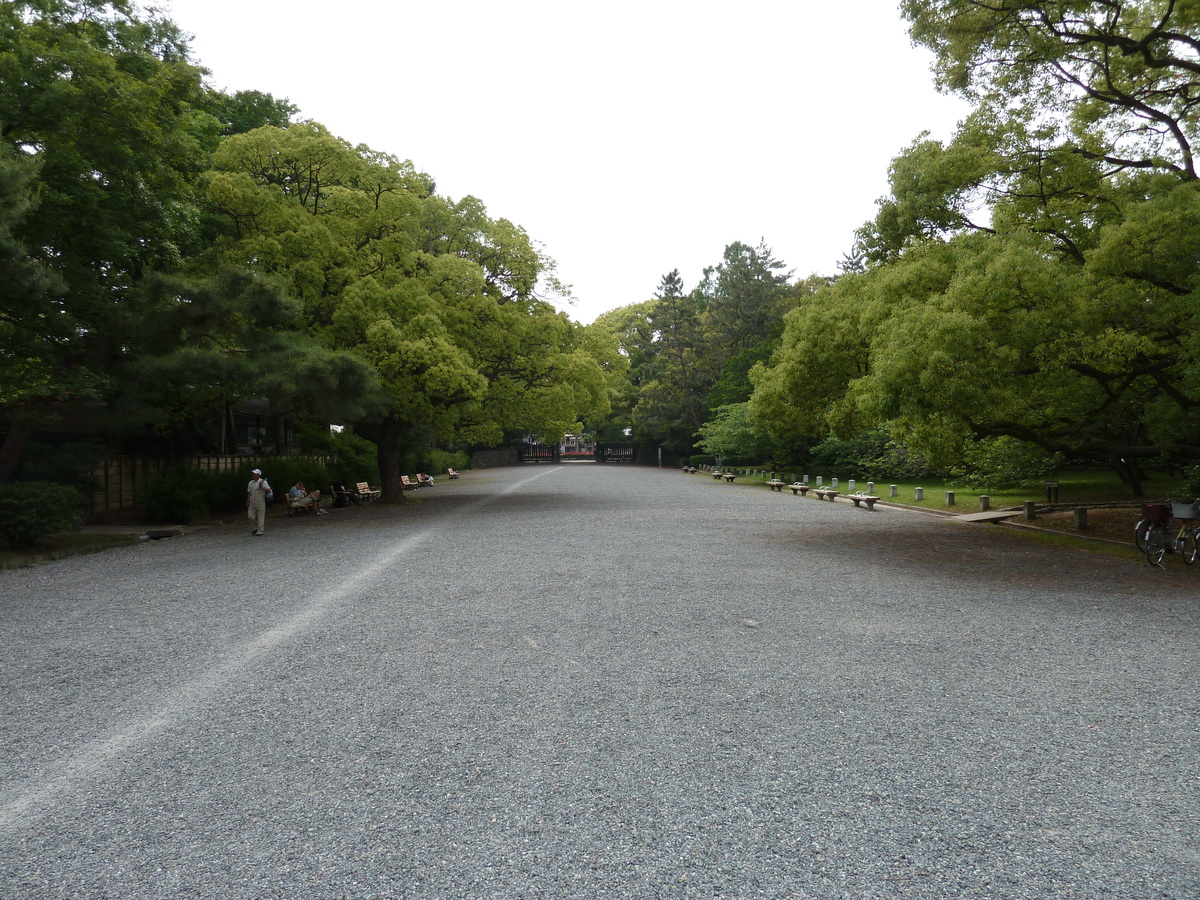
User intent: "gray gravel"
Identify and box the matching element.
[1,464,1197,899]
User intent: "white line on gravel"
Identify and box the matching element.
[0,468,560,830]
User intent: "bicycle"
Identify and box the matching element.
[1133,503,1159,551]
[1142,503,1200,567]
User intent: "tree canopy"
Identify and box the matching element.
[0,1,610,496]
[10,0,1199,496]
[750,0,1200,493]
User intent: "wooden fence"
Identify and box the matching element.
[91,455,325,513]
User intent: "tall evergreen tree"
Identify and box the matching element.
[0,0,215,480]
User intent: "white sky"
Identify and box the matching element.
[161,0,972,323]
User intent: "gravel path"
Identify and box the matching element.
[1,465,1197,899]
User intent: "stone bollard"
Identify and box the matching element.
[803,475,810,484]
[890,484,898,497]
[1024,500,1037,520]
[867,482,874,495]
[848,479,856,492]
[914,487,924,501]
[979,495,990,511]
[816,476,823,486]
[1074,507,1088,530]
[832,477,839,488]
[946,490,955,506]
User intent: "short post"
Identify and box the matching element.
[890,484,898,497]
[914,487,924,501]
[867,482,874,495]
[946,490,955,506]
[848,479,856,492]
[816,476,823,486]
[832,477,839,488]
[1024,500,1036,520]
[803,475,809,484]
[979,495,991,511]
[1046,481,1060,503]
[1074,507,1088,530]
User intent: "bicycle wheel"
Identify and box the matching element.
[1134,518,1150,551]
[1145,523,1170,566]
[1181,527,1199,565]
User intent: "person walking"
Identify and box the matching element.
[246,468,272,536]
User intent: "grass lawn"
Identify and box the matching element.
[718,466,1177,549]
[729,467,1164,511]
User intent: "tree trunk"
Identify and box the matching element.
[1111,453,1144,497]
[375,415,406,503]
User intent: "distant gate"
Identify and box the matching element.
[594,444,634,463]
[519,443,559,463]
[517,443,635,463]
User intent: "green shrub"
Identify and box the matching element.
[1169,464,1200,502]
[294,425,378,481]
[427,448,468,474]
[951,437,1060,491]
[144,468,208,524]
[201,469,255,512]
[809,433,933,480]
[13,438,102,497]
[0,482,86,548]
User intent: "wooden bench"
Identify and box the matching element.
[447,468,460,479]
[400,475,419,490]
[847,494,881,510]
[354,481,381,502]
[789,483,812,496]
[767,480,785,492]
[283,493,317,516]
[813,489,840,501]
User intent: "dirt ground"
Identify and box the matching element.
[1022,504,1140,545]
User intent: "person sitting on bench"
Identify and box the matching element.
[331,480,353,507]
[288,481,321,508]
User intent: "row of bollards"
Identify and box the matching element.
[691,466,1092,530]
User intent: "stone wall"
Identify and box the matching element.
[470,448,520,468]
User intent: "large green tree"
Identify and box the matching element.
[205,122,607,498]
[113,269,378,455]
[0,0,215,481]
[753,0,1200,493]
[698,240,792,362]
[630,271,712,452]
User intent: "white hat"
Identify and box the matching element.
[251,468,262,475]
